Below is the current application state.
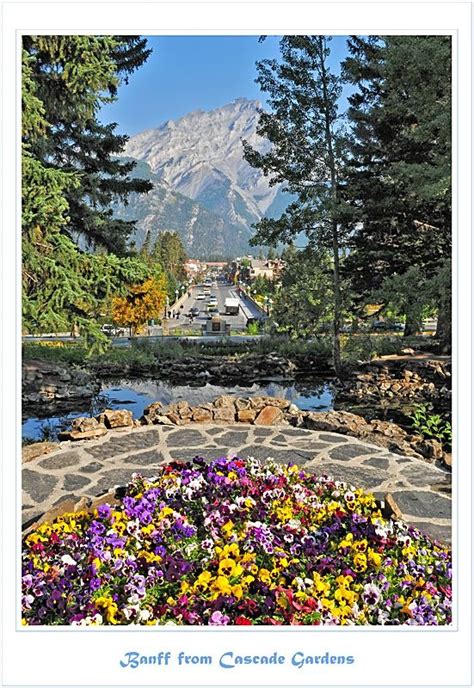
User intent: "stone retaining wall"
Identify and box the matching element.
[22,359,100,410]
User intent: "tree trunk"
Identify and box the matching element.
[319,37,342,377]
[435,299,451,353]
[403,311,421,337]
[331,220,342,376]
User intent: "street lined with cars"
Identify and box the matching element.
[163,281,265,332]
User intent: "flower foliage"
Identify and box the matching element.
[22,457,451,626]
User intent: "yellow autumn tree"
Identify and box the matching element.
[112,272,167,335]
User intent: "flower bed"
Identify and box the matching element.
[22,457,452,626]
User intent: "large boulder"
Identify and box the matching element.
[58,416,107,441]
[141,402,164,425]
[304,410,371,435]
[254,406,283,426]
[98,409,134,429]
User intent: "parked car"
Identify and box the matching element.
[370,320,404,332]
[101,324,124,337]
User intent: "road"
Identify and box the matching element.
[164,282,265,333]
[22,282,268,342]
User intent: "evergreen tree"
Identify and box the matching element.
[272,247,334,338]
[343,36,451,344]
[23,36,152,254]
[243,36,348,374]
[22,40,151,349]
[152,231,187,281]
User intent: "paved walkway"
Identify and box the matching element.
[22,424,452,543]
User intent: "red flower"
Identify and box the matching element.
[235,616,252,625]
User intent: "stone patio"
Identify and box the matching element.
[22,423,452,543]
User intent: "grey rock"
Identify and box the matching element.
[253,428,274,437]
[207,427,225,436]
[124,450,166,466]
[39,451,82,470]
[277,428,312,438]
[237,446,312,465]
[214,430,252,447]
[86,429,162,459]
[390,490,451,520]
[23,469,58,503]
[410,521,451,544]
[318,433,349,443]
[312,463,384,490]
[329,444,380,461]
[167,429,208,447]
[169,448,230,462]
[361,457,390,470]
[63,474,92,491]
[400,463,451,488]
[79,461,104,474]
[94,468,159,495]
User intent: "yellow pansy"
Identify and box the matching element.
[95,595,119,624]
[367,548,382,568]
[338,533,354,549]
[211,575,233,597]
[398,595,414,616]
[352,539,367,553]
[221,521,234,537]
[218,558,243,578]
[353,552,367,572]
[231,584,243,599]
[216,543,240,559]
[193,571,213,592]
[321,597,336,613]
[402,545,417,558]
[258,568,271,584]
[335,575,353,589]
[159,507,174,520]
[311,572,331,597]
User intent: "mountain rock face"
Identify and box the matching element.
[116,99,288,258]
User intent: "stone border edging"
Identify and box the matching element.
[22,422,452,544]
[51,395,451,470]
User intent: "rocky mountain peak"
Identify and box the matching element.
[114,99,290,258]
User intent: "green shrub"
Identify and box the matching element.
[409,403,452,449]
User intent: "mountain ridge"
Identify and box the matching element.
[114,98,288,257]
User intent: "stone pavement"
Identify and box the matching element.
[22,424,452,543]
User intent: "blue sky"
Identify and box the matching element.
[99,35,350,136]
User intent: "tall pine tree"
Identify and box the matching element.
[22,38,152,348]
[243,36,349,374]
[23,36,152,254]
[343,36,451,344]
